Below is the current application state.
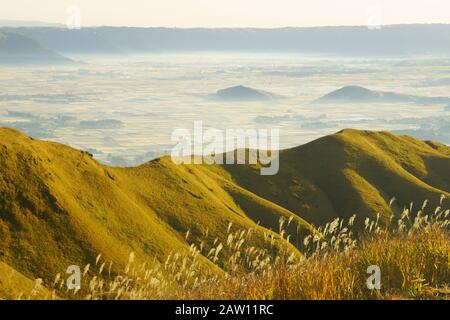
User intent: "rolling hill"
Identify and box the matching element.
[0,127,310,295]
[222,129,450,226]
[0,127,449,296]
[213,85,279,102]
[314,86,450,105]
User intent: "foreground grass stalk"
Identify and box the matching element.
[13,200,450,300]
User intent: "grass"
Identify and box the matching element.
[6,197,447,300]
[0,127,449,299]
[0,127,304,286]
[224,129,450,227]
[0,261,52,299]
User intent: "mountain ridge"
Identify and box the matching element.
[7,24,450,55]
[0,127,448,294]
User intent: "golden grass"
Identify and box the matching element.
[0,127,449,300]
[0,127,307,286]
[0,261,54,300]
[178,199,450,300]
[9,198,446,300]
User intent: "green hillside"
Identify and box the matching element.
[0,127,448,297]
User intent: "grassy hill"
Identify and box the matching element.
[223,129,450,227]
[0,127,448,297]
[0,127,309,295]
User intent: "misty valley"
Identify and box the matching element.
[0,23,449,302]
[1,52,449,167]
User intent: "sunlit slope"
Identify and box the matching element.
[0,261,52,299]
[221,129,450,226]
[1,127,449,295]
[0,128,305,288]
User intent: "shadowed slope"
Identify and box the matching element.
[221,129,450,227]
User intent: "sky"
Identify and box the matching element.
[1,0,450,28]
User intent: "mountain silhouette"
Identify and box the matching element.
[314,86,450,105]
[214,85,279,101]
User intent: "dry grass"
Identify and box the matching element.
[11,197,447,301]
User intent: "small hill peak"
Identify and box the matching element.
[214,85,279,101]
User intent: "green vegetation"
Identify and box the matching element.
[0,127,448,299]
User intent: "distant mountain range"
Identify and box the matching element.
[0,31,72,64]
[2,24,450,55]
[314,86,450,105]
[0,127,448,296]
[3,24,450,64]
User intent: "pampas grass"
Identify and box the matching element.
[17,198,450,300]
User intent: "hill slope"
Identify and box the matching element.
[0,128,309,294]
[0,261,52,299]
[222,129,450,226]
[0,128,449,295]
[314,86,450,105]
[0,31,72,64]
[214,85,279,101]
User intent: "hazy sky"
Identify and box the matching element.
[2,0,450,28]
